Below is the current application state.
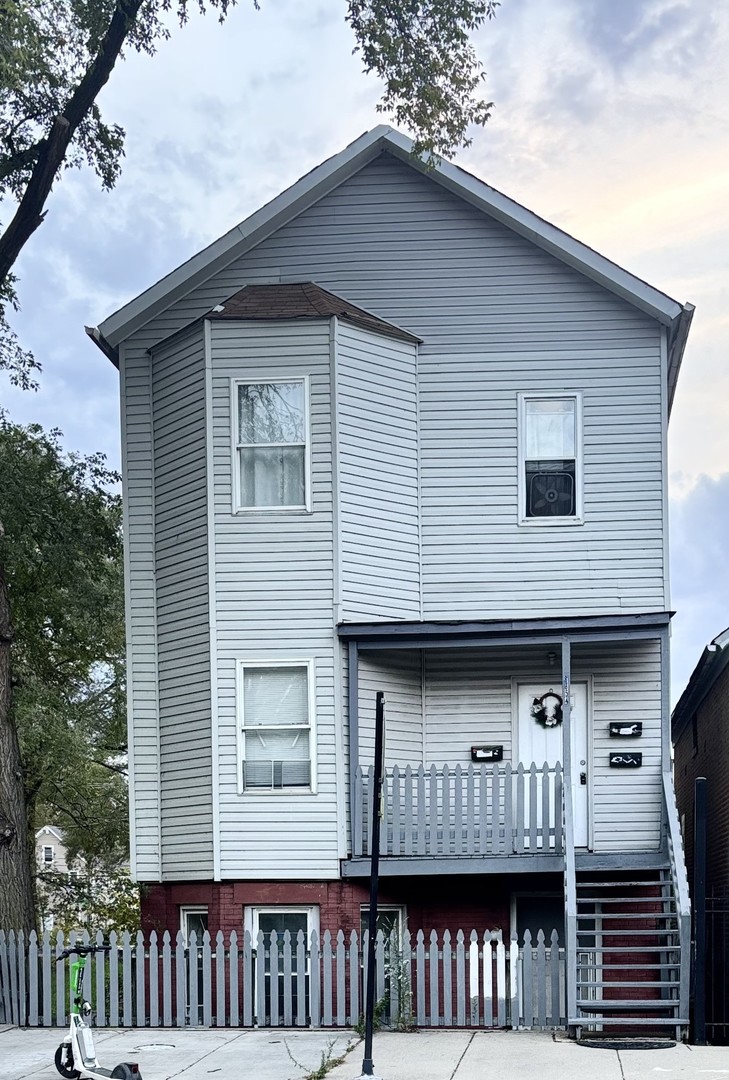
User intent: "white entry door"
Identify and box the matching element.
[516,682,590,849]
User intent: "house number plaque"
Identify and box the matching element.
[609,752,642,768]
[609,722,642,737]
[471,745,504,763]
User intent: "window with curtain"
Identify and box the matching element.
[240,663,313,791]
[235,380,308,509]
[519,394,582,521]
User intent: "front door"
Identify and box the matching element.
[516,682,590,848]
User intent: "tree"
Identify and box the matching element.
[0,0,498,386]
[0,420,123,931]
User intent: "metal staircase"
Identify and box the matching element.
[571,867,687,1037]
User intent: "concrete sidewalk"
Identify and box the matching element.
[4,1026,729,1080]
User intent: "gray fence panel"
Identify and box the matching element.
[522,930,533,1028]
[348,930,358,1027]
[42,931,52,1026]
[456,931,466,1027]
[335,931,346,1027]
[535,931,547,1028]
[243,930,253,1028]
[255,930,266,1026]
[175,931,186,1028]
[28,931,38,1026]
[442,930,452,1027]
[122,931,133,1027]
[188,931,198,1028]
[322,930,333,1027]
[55,932,65,1026]
[136,931,146,1026]
[483,935,493,1028]
[429,930,439,1027]
[415,930,426,1026]
[95,930,107,1028]
[309,930,321,1027]
[282,931,293,1027]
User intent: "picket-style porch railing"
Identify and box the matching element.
[0,927,565,1030]
[353,762,564,858]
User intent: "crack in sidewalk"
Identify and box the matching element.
[450,1031,476,1079]
[616,1049,626,1080]
[164,1030,250,1078]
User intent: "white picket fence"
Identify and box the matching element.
[0,927,565,1030]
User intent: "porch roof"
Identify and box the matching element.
[337,612,673,649]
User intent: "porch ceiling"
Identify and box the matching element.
[337,612,673,649]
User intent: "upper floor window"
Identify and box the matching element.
[238,661,316,793]
[234,379,309,511]
[518,393,583,524]
[42,845,54,865]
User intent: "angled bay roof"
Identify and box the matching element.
[210,282,421,344]
[92,126,693,405]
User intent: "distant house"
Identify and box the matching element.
[90,126,694,1036]
[672,626,729,890]
[35,825,69,875]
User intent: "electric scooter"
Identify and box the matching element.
[54,944,144,1080]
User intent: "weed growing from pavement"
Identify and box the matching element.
[284,1036,359,1079]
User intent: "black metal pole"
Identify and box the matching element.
[361,691,385,1078]
[694,776,707,1045]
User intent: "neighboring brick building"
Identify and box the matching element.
[672,626,729,891]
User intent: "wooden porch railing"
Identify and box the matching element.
[353,762,564,858]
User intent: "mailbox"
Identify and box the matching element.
[608,722,642,737]
[471,745,503,763]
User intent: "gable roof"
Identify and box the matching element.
[91,126,693,406]
[210,282,421,344]
[672,626,729,744]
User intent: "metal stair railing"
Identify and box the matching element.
[662,771,691,1029]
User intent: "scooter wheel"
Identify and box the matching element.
[54,1043,81,1080]
[111,1066,143,1080]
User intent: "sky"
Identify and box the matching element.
[1,0,727,702]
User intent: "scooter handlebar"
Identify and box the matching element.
[55,945,112,961]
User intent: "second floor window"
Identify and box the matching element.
[519,393,582,523]
[235,379,308,510]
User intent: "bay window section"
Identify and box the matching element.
[239,662,315,793]
[235,379,308,510]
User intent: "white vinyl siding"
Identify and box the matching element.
[139,151,666,619]
[336,322,420,621]
[210,320,340,878]
[358,650,423,768]
[152,327,213,879]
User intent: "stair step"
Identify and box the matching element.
[570,1017,687,1027]
[579,929,679,937]
[576,947,680,954]
[577,896,675,905]
[577,981,679,988]
[576,912,677,920]
[584,964,680,970]
[576,880,664,888]
[577,1000,678,1012]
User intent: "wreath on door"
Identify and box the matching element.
[530,690,563,728]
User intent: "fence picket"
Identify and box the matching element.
[554,764,563,853]
[442,930,452,1026]
[550,930,561,1026]
[453,766,463,856]
[42,931,51,1026]
[375,930,386,1005]
[202,930,212,1027]
[353,767,363,857]
[122,931,133,1027]
[468,931,479,1026]
[322,930,332,1026]
[0,932,8,1025]
[282,930,293,1026]
[8,931,18,1026]
[28,930,38,1026]
[536,930,547,1028]
[244,930,254,1028]
[335,931,346,1027]
[136,931,146,1027]
[441,767,450,857]
[404,766,413,856]
[17,931,27,1026]
[529,764,538,851]
[55,932,65,1026]
[522,929,533,1028]
[231,930,241,1028]
[162,931,172,1027]
[293,929,304,1027]
[541,763,550,851]
[215,931,226,1028]
[109,931,119,1026]
[188,930,198,1028]
[515,764,525,854]
[348,930,359,1027]
[509,933,520,1029]
[255,931,266,1027]
[149,931,159,1028]
[269,931,280,1027]
[496,935,506,1027]
[415,931,425,1026]
[309,930,321,1027]
[392,767,401,856]
[456,931,466,1026]
[175,931,186,1028]
[503,765,513,854]
[483,933,493,1028]
[428,930,439,1027]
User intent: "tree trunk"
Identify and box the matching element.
[0,553,35,933]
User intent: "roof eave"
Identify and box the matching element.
[672,627,729,743]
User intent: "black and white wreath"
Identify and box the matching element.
[530,690,564,728]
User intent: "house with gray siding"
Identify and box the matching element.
[90,126,693,1035]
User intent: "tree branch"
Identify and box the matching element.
[0,0,145,287]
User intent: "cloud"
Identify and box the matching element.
[670,474,729,701]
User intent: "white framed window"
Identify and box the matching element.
[180,906,209,944]
[43,845,54,865]
[232,378,310,511]
[245,905,320,944]
[237,660,316,794]
[518,392,583,525]
[245,906,319,1024]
